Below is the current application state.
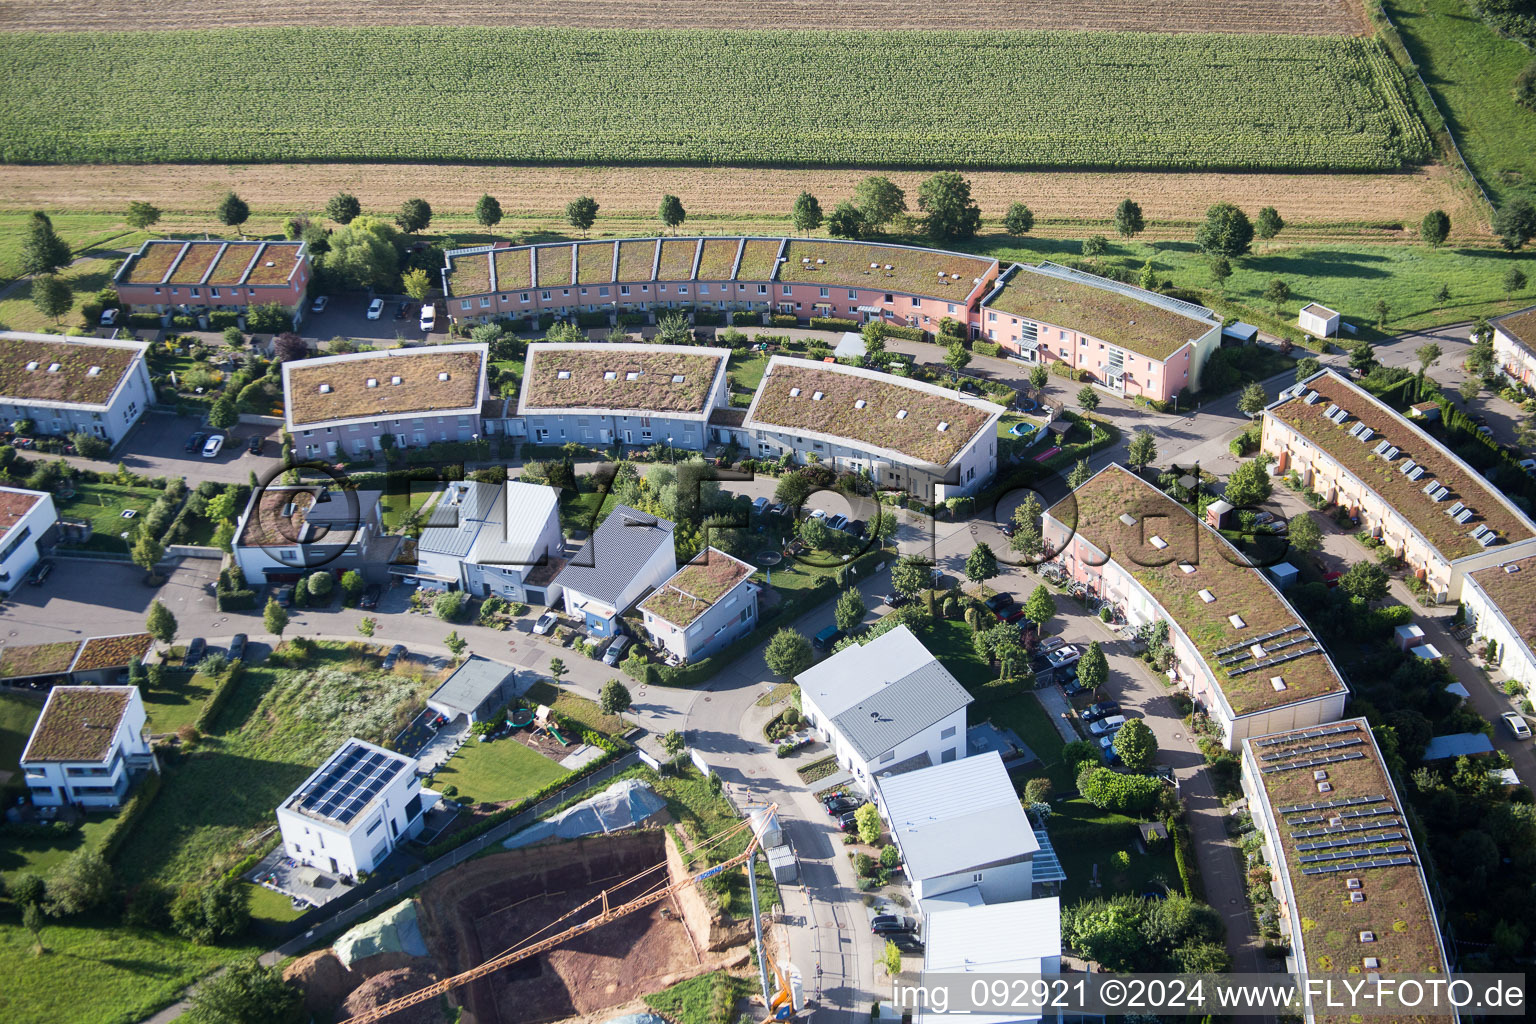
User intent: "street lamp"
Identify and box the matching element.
[667,435,674,463]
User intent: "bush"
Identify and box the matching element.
[575,311,610,328]
[434,590,467,621]
[731,310,762,326]
[769,313,798,327]
[194,663,245,733]
[208,311,240,330]
[881,324,926,342]
[809,316,859,332]
[972,340,1001,358]
[128,312,162,329]
[692,308,724,326]
[170,315,197,330]
[1078,766,1163,814]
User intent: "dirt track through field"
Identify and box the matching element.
[0,162,1486,239]
[0,1,1370,35]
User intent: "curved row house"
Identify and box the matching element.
[0,332,152,446]
[1262,368,1536,603]
[112,238,310,315]
[441,238,1221,403]
[1044,464,1350,749]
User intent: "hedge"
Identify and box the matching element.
[617,312,647,326]
[208,311,240,330]
[537,313,557,330]
[881,324,926,342]
[972,341,1001,358]
[970,675,1026,705]
[1078,766,1162,814]
[128,312,162,329]
[769,314,798,328]
[101,768,163,862]
[808,316,858,332]
[731,310,762,326]
[575,311,610,328]
[1169,816,1204,900]
[194,664,245,734]
[692,308,724,326]
[170,315,197,330]
[216,588,258,611]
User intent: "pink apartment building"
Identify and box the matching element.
[113,239,310,315]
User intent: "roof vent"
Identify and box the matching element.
[557,370,571,379]
[1350,892,1365,903]
[884,264,894,270]
[24,361,38,371]
[1198,589,1215,603]
[937,421,949,432]
[1363,957,1380,970]
[264,260,276,267]
[854,399,866,409]
[47,363,60,373]
[1303,390,1320,404]
[1178,562,1195,574]
[789,387,801,397]
[1229,614,1247,628]
[1318,781,1333,793]
[672,374,686,383]
[812,391,824,401]
[1149,535,1168,549]
[1346,877,1362,890]
[318,383,332,394]
[626,371,641,381]
[438,372,450,381]
[604,370,617,380]
[1271,676,1287,691]
[1506,563,1522,574]
[87,366,101,376]
[366,378,378,388]
[1119,513,1137,526]
[391,376,401,385]
[872,263,880,269]
[815,258,825,264]
[896,409,908,420]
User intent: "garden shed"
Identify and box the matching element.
[426,655,520,725]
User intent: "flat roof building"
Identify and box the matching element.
[20,685,155,808]
[0,332,153,447]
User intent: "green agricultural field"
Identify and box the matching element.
[0,28,1428,171]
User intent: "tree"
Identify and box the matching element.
[1348,339,1377,374]
[1339,561,1390,604]
[125,200,162,230]
[1194,202,1253,258]
[890,555,932,599]
[1209,255,1232,291]
[1127,428,1157,471]
[319,215,404,292]
[1295,356,1321,383]
[1223,458,1273,507]
[22,901,45,955]
[834,587,866,633]
[943,341,971,373]
[547,657,567,689]
[661,729,686,758]
[1066,457,1092,489]
[1433,282,1451,305]
[440,629,466,660]
[1113,199,1145,239]
[1081,234,1108,258]
[30,274,72,322]
[791,192,823,235]
[774,471,812,508]
[799,515,833,551]
[357,616,376,638]
[600,678,633,716]
[1139,259,1156,291]
[402,267,432,302]
[965,542,999,585]
[131,530,164,576]
[1263,278,1290,314]
[1023,777,1053,805]
[1113,719,1158,772]
[20,211,71,276]
[11,873,46,911]
[1255,206,1284,240]
[917,172,982,243]
[1077,641,1108,693]
[658,194,686,234]
[1024,584,1056,627]
[855,802,882,844]
[1504,266,1529,298]
[861,320,888,362]
[1288,512,1322,555]
[1373,298,1391,329]
[325,192,361,224]
[396,197,432,234]
[185,958,304,1024]
[305,571,333,600]
[172,874,250,944]
[764,628,813,679]
[208,394,238,431]
[1003,202,1034,236]
[263,597,288,638]
[215,192,249,234]
[1077,385,1100,413]
[566,196,600,236]
[1459,376,1481,406]
[45,849,114,916]
[1028,364,1048,391]
[826,201,866,240]
[882,938,902,976]
[146,599,177,645]
[1413,342,1442,379]
[1493,198,1536,250]
[272,331,308,362]
[1237,382,1268,417]
[1420,209,1450,247]
[854,175,907,232]
[474,193,503,228]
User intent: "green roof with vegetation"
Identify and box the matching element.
[1051,465,1346,716]
[985,265,1214,360]
[72,633,154,673]
[536,244,573,288]
[204,241,261,285]
[0,337,138,405]
[285,348,485,427]
[1494,306,1536,349]
[657,239,698,282]
[1469,554,1536,651]
[640,547,755,627]
[779,240,992,300]
[617,240,657,282]
[167,242,219,284]
[522,345,724,413]
[0,641,82,681]
[737,238,783,282]
[21,686,133,762]
[696,238,739,281]
[121,241,183,284]
[244,242,305,285]
[1267,370,1534,560]
[493,247,532,291]
[577,241,616,284]
[448,251,492,297]
[747,358,993,466]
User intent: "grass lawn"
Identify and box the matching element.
[913,617,992,690]
[524,679,627,737]
[431,734,568,805]
[380,484,441,533]
[0,211,143,285]
[0,690,43,774]
[0,916,257,1024]
[558,487,617,536]
[0,254,123,335]
[141,670,216,735]
[54,482,165,554]
[1049,796,1178,905]
[727,349,768,392]
[0,813,117,888]
[643,970,750,1024]
[983,691,1071,790]
[245,882,307,927]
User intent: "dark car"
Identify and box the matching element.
[813,625,844,650]
[878,592,910,609]
[246,434,263,455]
[768,503,787,517]
[1002,605,1028,625]
[228,633,248,663]
[26,559,53,585]
[837,811,860,833]
[394,302,412,320]
[984,592,1015,615]
[888,933,925,954]
[360,584,382,610]
[1082,701,1121,722]
[1001,521,1016,538]
[184,638,206,667]
[1061,677,1088,697]
[381,644,407,671]
[184,431,207,453]
[824,797,861,817]
[871,915,917,935]
[273,585,295,607]
[843,519,866,538]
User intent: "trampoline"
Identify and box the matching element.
[509,707,534,728]
[1009,421,1037,438]
[1015,397,1039,413]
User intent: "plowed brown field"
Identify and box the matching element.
[0,1,1370,35]
[0,162,1486,240]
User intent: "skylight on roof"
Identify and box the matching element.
[366,378,378,388]
[1229,614,1247,628]
[46,363,60,373]
[855,399,866,409]
[87,365,101,376]
[390,376,401,385]
[1149,535,1168,549]
[1178,562,1195,574]
[812,391,824,401]
[672,374,686,383]
[1271,676,1287,691]
[1119,513,1137,526]
[24,361,38,371]
[1198,589,1216,603]
[937,421,949,432]
[438,372,450,381]
[896,410,908,419]
[318,383,332,394]
[557,370,571,379]
[789,387,801,397]
[604,370,617,380]
[1506,563,1522,574]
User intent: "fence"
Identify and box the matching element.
[272,749,641,956]
[167,544,221,559]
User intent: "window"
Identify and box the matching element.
[521,293,530,303]
[460,300,471,310]
[971,872,983,882]
[699,284,709,294]
[910,296,919,307]
[947,303,956,314]
[941,748,958,763]
[879,750,896,764]
[884,294,893,302]
[190,287,199,297]
[540,290,551,300]
[599,287,609,297]
[580,287,588,296]
[210,287,220,298]
[480,297,491,308]
[678,285,689,294]
[620,285,630,296]
[782,285,792,296]
[758,284,767,295]
[940,725,956,740]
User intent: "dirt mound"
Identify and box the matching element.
[284,949,361,1016]
[342,966,446,1024]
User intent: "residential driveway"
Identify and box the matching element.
[303,293,424,347]
[52,411,285,485]
[0,558,217,644]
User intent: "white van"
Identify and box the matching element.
[419,304,436,332]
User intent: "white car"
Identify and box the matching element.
[1088,714,1126,737]
[99,308,119,326]
[419,304,436,332]
[1502,711,1532,740]
[1046,645,1082,669]
[201,434,225,458]
[311,295,329,314]
[532,611,558,636]
[366,297,385,320]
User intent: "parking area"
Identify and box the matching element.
[301,292,431,346]
[65,411,286,485]
[0,558,218,644]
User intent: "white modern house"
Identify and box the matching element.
[0,486,57,594]
[276,738,437,879]
[232,484,394,585]
[1491,305,1536,388]
[795,625,973,786]
[1461,554,1536,695]
[876,751,1039,907]
[410,480,565,605]
[638,547,758,662]
[20,686,155,808]
[1298,303,1340,339]
[916,898,1062,1024]
[0,333,153,447]
[554,505,677,638]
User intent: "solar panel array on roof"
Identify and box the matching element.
[1229,644,1323,677]
[1260,750,1367,775]
[1259,723,1359,749]
[294,743,405,827]
[1300,855,1415,876]
[1259,737,1364,762]
[1214,624,1304,658]
[1220,633,1317,668]
[1297,831,1405,853]
[1293,817,1401,839]
[1276,793,1383,814]
[1300,843,1409,865]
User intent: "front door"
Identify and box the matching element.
[624,429,633,443]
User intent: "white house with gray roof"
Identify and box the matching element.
[554,505,677,638]
[408,480,565,605]
[877,751,1039,907]
[426,655,521,726]
[916,898,1062,1024]
[795,625,972,787]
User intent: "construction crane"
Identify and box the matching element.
[339,804,778,1024]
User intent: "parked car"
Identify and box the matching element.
[1519,458,1536,475]
[366,297,385,320]
[837,811,860,833]
[824,797,861,817]
[184,430,207,453]
[826,513,849,532]
[813,625,844,650]
[1099,735,1123,764]
[1502,711,1532,740]
[395,302,412,321]
[272,584,295,607]
[533,611,559,635]
[26,559,53,585]
[984,592,1015,615]
[1037,636,1066,656]
[888,933,924,954]
[1002,606,1028,625]
[1001,520,1016,538]
[1088,714,1127,737]
[1046,645,1082,669]
[1322,571,1344,589]
[419,304,436,332]
[184,637,207,667]
[1061,677,1088,697]
[603,635,632,666]
[100,307,119,326]
[1253,511,1275,525]
[381,644,407,671]
[1082,701,1122,722]
[246,434,263,454]
[228,634,247,663]
[843,519,866,538]
[807,508,828,520]
[752,496,769,515]
[768,503,787,517]
[360,584,382,610]
[870,915,917,935]
[878,592,910,609]
[311,295,329,314]
[201,434,225,458]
